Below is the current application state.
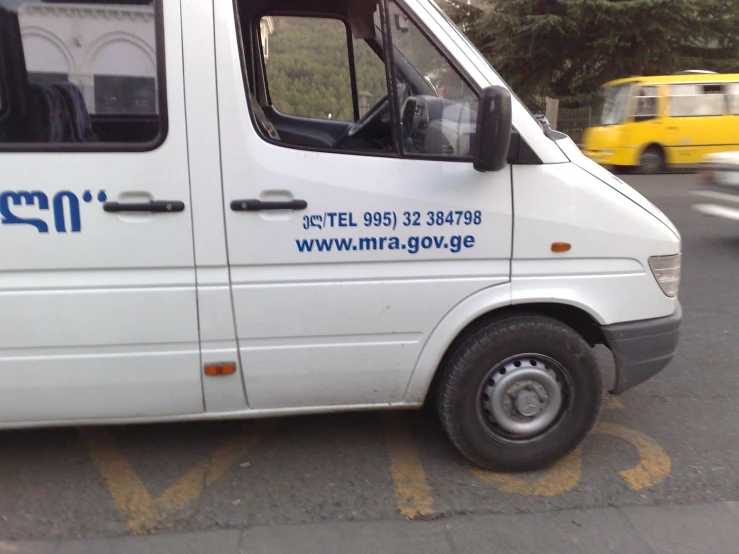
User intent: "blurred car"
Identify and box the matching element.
[692,151,739,221]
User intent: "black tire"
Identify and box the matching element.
[639,146,665,175]
[437,316,602,472]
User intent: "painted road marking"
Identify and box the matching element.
[383,413,435,519]
[593,422,671,490]
[472,395,671,495]
[603,396,625,410]
[472,445,584,496]
[81,422,272,533]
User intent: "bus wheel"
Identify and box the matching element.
[437,316,603,472]
[639,146,665,174]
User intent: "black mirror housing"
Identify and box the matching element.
[473,85,512,172]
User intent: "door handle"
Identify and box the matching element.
[103,201,185,213]
[231,199,308,212]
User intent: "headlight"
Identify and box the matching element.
[649,254,681,297]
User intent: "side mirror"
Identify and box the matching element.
[473,85,512,172]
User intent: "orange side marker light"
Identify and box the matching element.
[551,242,571,253]
[204,363,236,376]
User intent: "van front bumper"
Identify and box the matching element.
[602,302,682,394]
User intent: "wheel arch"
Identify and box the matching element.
[642,142,666,155]
[640,142,667,168]
[404,287,606,405]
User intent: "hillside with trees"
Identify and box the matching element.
[444,0,739,106]
[264,17,387,121]
[262,2,738,117]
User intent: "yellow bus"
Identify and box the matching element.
[582,72,739,174]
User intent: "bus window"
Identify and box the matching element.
[596,83,631,125]
[634,86,659,121]
[727,83,739,115]
[670,83,725,117]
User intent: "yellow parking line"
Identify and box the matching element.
[81,422,272,533]
[474,423,670,496]
[472,445,584,496]
[81,428,158,532]
[594,422,671,489]
[382,412,435,519]
[603,396,625,410]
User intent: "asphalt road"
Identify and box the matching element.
[2,173,738,542]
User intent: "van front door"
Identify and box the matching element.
[216,0,512,410]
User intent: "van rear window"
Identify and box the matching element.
[0,0,165,148]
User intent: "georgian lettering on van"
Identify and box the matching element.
[0,189,107,233]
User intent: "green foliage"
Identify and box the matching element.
[265,17,387,121]
[445,0,739,106]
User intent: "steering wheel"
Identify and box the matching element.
[332,95,389,147]
[348,95,389,138]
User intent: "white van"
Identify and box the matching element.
[0,0,681,471]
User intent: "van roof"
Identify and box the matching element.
[603,73,739,87]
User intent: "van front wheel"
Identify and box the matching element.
[437,316,602,472]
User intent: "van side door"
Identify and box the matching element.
[0,0,202,423]
[214,0,512,410]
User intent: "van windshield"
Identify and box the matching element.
[596,83,632,126]
[373,1,479,157]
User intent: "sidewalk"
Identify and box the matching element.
[6,501,739,554]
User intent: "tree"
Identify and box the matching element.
[264,17,387,121]
[445,0,739,105]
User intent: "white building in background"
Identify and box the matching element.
[261,16,274,59]
[17,3,275,115]
[19,2,157,114]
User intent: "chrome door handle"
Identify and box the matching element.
[231,199,308,212]
[103,201,185,213]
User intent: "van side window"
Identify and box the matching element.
[0,1,164,147]
[262,17,354,122]
[246,0,478,160]
[669,83,726,117]
[354,37,389,119]
[633,86,659,121]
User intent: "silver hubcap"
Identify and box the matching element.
[482,356,564,438]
